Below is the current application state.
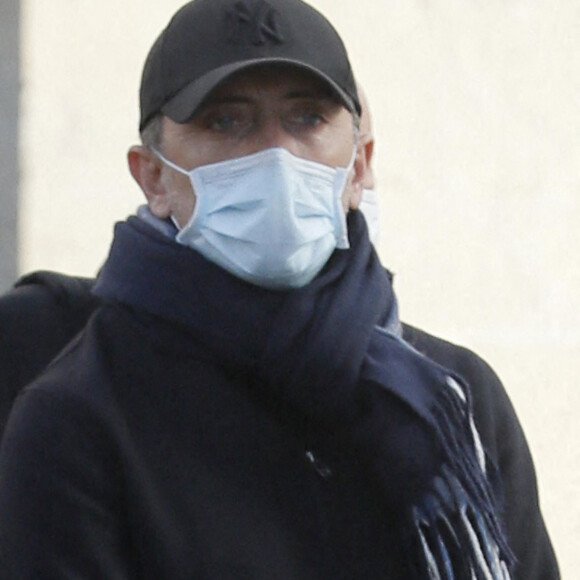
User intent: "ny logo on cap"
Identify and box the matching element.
[226,0,284,45]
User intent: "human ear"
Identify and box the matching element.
[127,145,172,218]
[361,138,375,190]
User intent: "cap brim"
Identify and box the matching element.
[161,58,359,124]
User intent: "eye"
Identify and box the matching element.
[208,114,239,132]
[296,111,325,127]
[285,99,340,132]
[198,104,253,135]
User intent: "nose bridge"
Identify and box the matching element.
[258,111,298,154]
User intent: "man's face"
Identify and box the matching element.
[154,65,360,227]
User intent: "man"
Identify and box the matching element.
[0,0,558,578]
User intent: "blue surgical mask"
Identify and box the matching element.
[155,147,355,290]
[359,187,380,243]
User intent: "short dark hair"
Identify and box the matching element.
[140,113,163,150]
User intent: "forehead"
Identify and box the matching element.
[200,64,342,106]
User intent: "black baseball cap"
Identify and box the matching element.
[139,0,360,130]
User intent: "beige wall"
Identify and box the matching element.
[20,0,579,574]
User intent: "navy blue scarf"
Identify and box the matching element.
[95,210,514,578]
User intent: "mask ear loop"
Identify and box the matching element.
[342,129,360,207]
[349,123,360,170]
[150,148,192,231]
[151,148,190,176]
[346,144,358,173]
[332,143,359,250]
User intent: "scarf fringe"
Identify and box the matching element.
[411,377,514,579]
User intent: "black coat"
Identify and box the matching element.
[0,271,559,578]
